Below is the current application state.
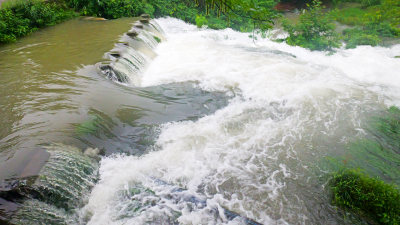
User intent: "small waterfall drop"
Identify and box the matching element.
[96,16,165,86]
[1,144,98,225]
[82,17,400,225]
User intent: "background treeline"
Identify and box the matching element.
[0,0,76,43]
[0,0,276,44]
[1,0,400,48]
[282,0,400,50]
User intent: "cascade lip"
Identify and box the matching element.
[0,144,100,223]
[96,18,164,85]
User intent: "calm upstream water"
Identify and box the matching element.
[1,16,400,224]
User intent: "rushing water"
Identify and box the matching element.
[1,16,400,224]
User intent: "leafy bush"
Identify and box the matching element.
[365,21,399,37]
[365,0,400,27]
[15,1,76,27]
[195,15,208,28]
[331,169,400,224]
[343,21,399,48]
[142,3,155,17]
[361,0,381,7]
[150,0,198,23]
[283,0,341,51]
[343,27,380,48]
[65,0,145,19]
[330,7,367,26]
[0,0,76,44]
[0,8,30,43]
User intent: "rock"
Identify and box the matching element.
[84,147,100,160]
[109,52,121,59]
[134,24,144,29]
[140,19,150,24]
[141,14,151,19]
[127,30,139,37]
[83,17,107,21]
[117,42,129,47]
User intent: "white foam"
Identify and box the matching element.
[82,17,400,224]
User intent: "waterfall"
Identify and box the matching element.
[82,17,400,224]
[96,17,165,86]
[1,144,98,225]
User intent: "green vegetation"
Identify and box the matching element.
[75,115,101,136]
[0,0,76,43]
[343,27,380,48]
[330,7,369,26]
[331,169,400,224]
[280,0,399,50]
[324,106,400,224]
[326,106,400,185]
[195,0,279,31]
[153,35,161,43]
[195,14,208,28]
[282,0,340,51]
[1,0,399,48]
[330,0,400,48]
[65,0,151,19]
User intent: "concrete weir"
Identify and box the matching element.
[0,144,99,224]
[0,14,164,225]
[96,14,165,85]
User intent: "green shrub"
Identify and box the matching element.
[0,8,30,43]
[14,0,76,27]
[143,3,155,17]
[195,15,208,28]
[330,7,367,26]
[150,0,198,23]
[331,169,400,224]
[65,0,145,19]
[343,27,380,48]
[365,21,399,37]
[282,0,341,51]
[366,0,400,27]
[343,20,399,48]
[361,0,381,7]
[207,16,228,30]
[0,0,76,44]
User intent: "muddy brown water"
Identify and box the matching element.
[0,17,226,187]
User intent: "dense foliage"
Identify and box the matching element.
[0,0,76,43]
[1,0,399,48]
[282,0,340,51]
[331,169,400,224]
[195,0,279,31]
[330,0,400,48]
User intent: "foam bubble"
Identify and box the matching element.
[81,17,400,224]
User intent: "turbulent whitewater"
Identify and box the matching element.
[81,18,400,224]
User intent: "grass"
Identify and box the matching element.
[331,169,400,224]
[326,0,400,48]
[330,7,369,26]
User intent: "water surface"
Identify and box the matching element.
[1,16,400,225]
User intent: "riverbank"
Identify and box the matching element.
[0,0,77,43]
[2,0,399,49]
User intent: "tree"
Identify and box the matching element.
[282,0,340,51]
[194,0,279,31]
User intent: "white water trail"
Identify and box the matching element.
[82,18,400,224]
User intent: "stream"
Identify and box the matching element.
[0,16,400,225]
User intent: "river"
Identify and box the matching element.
[0,17,400,224]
